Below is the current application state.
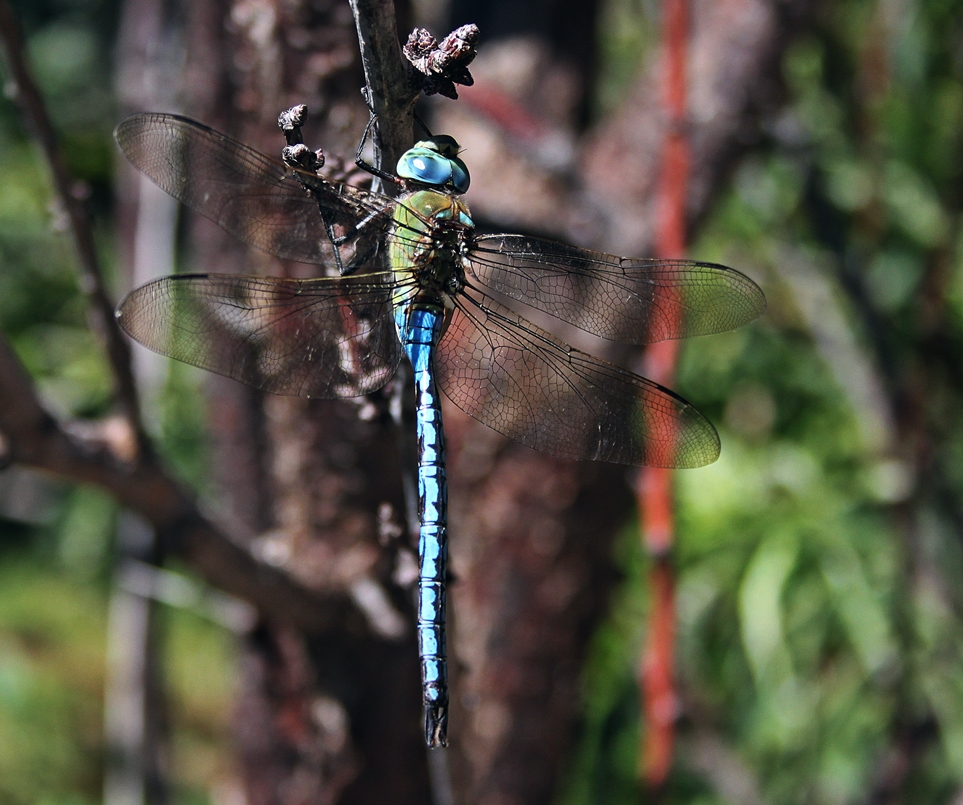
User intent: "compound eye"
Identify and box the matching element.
[397,148,451,187]
[449,160,470,193]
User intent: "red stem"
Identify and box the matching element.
[637,0,689,788]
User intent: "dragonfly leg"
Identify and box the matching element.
[318,209,389,277]
[355,112,404,187]
[322,217,347,274]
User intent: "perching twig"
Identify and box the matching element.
[0,0,144,434]
[348,0,418,194]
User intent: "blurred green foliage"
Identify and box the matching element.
[0,544,238,805]
[0,551,106,805]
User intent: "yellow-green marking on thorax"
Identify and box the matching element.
[389,189,473,310]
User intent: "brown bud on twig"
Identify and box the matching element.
[282,143,325,174]
[278,104,308,145]
[403,24,479,100]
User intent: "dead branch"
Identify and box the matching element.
[0,334,351,632]
[0,0,144,430]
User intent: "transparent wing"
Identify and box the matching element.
[467,234,766,344]
[436,289,720,468]
[115,113,396,268]
[117,272,404,398]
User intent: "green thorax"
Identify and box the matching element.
[390,188,473,311]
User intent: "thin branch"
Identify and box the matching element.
[343,0,425,551]
[103,551,170,805]
[0,0,144,433]
[348,0,417,191]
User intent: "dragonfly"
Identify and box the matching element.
[114,111,765,748]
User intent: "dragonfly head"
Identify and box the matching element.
[397,135,470,193]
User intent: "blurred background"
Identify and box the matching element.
[1,0,963,803]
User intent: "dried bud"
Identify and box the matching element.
[278,104,308,131]
[404,24,480,99]
[282,143,324,173]
[278,105,308,146]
